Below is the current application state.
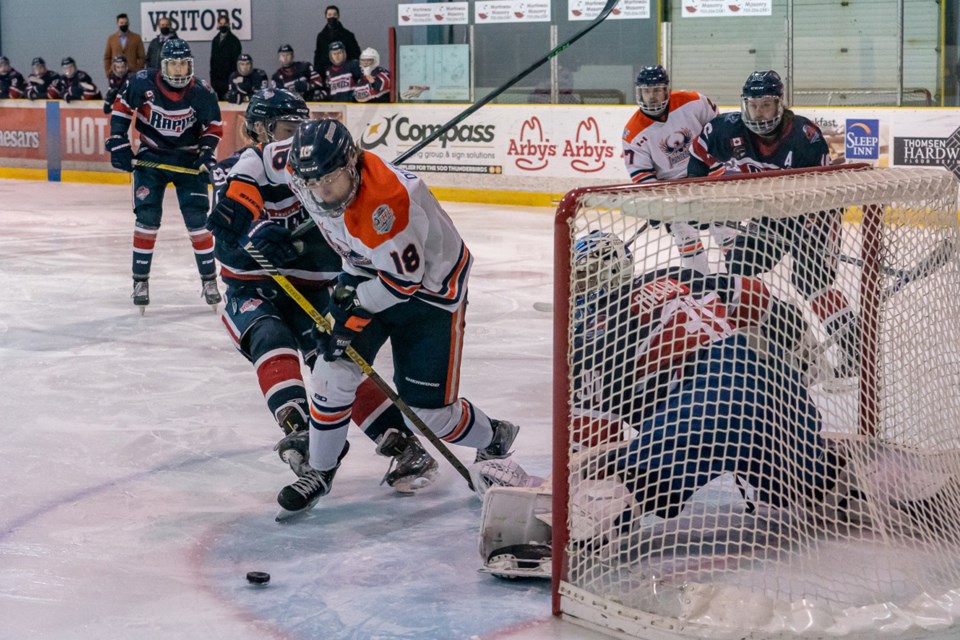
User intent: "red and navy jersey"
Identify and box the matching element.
[687,111,829,177]
[271,62,324,101]
[103,71,130,112]
[353,65,391,103]
[48,71,101,101]
[110,69,223,156]
[324,60,361,102]
[225,69,269,104]
[25,70,58,100]
[0,68,25,99]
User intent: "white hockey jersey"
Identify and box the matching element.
[622,91,718,183]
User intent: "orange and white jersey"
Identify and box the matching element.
[622,91,718,183]
[311,152,472,314]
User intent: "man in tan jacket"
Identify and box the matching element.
[103,13,145,79]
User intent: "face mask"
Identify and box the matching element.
[119,24,129,33]
[327,17,339,27]
[218,26,229,33]
[160,26,171,36]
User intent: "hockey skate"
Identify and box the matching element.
[273,404,310,476]
[275,441,349,521]
[376,429,439,494]
[475,420,519,462]
[201,277,222,308]
[131,278,149,314]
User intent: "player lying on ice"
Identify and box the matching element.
[474,232,959,578]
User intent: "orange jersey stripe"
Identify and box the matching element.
[225,179,265,218]
[344,154,411,249]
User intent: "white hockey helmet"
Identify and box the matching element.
[359,47,380,71]
[573,231,634,295]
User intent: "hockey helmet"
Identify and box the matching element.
[111,55,128,76]
[61,56,77,78]
[245,89,309,143]
[31,57,46,72]
[236,53,253,75]
[278,44,295,67]
[635,65,670,117]
[328,41,346,64]
[160,38,194,89]
[359,48,380,71]
[0,56,10,72]
[573,231,634,296]
[288,119,360,218]
[741,70,784,136]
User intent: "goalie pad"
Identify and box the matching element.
[479,484,552,579]
[469,457,543,498]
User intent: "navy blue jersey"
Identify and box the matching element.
[103,71,130,113]
[48,71,101,101]
[353,65,391,103]
[225,69,269,104]
[0,68,25,99]
[687,111,829,177]
[25,70,58,100]
[110,70,223,157]
[324,60,361,102]
[271,62,324,101]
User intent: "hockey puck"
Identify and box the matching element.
[246,571,270,585]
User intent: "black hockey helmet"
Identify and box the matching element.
[0,56,10,71]
[245,88,309,143]
[32,57,46,70]
[635,65,670,117]
[288,119,360,218]
[741,70,784,136]
[160,38,194,89]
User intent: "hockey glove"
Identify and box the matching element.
[245,219,299,267]
[320,283,372,362]
[195,147,217,177]
[205,196,254,245]
[293,79,309,95]
[105,136,134,172]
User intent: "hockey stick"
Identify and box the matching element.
[243,242,475,490]
[132,159,205,175]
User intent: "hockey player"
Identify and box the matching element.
[225,54,269,104]
[0,56,25,99]
[622,65,733,275]
[106,38,223,310]
[237,119,519,517]
[353,47,390,103]
[207,89,439,494]
[48,57,102,102]
[102,55,130,114]
[322,41,361,102]
[687,70,859,376]
[271,44,324,101]
[25,57,58,100]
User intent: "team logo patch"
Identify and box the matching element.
[239,298,263,313]
[372,204,395,235]
[145,90,154,101]
[731,136,746,160]
[135,186,150,200]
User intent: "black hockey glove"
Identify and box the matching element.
[320,283,372,362]
[105,136,134,172]
[245,219,299,266]
[196,147,217,177]
[205,195,254,245]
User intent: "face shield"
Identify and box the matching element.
[289,160,359,219]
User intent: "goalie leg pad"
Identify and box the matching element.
[479,486,552,579]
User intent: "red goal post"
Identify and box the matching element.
[551,165,960,639]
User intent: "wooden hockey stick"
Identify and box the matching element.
[132,159,206,175]
[243,242,475,490]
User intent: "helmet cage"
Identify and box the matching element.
[741,94,783,136]
[289,152,359,219]
[161,57,193,88]
[573,232,634,296]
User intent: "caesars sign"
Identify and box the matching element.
[141,0,252,41]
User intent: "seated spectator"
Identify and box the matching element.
[25,58,59,100]
[0,56,26,99]
[324,41,360,102]
[49,57,102,102]
[225,53,269,104]
[103,54,130,113]
[272,44,324,101]
[353,47,391,103]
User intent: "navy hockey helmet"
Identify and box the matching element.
[31,57,46,71]
[635,65,670,117]
[0,56,11,72]
[160,38,194,89]
[245,89,309,143]
[236,53,253,75]
[61,56,77,78]
[573,231,634,296]
[741,70,784,136]
[278,44,295,67]
[288,119,360,218]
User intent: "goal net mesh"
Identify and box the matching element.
[553,166,960,639]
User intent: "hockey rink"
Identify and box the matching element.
[0,179,614,640]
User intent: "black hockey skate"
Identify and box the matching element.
[376,429,439,493]
[476,420,519,462]
[275,441,349,521]
[273,404,310,474]
[132,278,149,313]
[201,277,222,307]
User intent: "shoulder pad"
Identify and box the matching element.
[135,70,150,80]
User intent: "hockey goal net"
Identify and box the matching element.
[552,165,960,639]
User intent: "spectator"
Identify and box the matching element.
[103,13,145,79]
[272,44,324,101]
[146,17,177,70]
[209,14,242,100]
[353,47,391,103]
[103,54,131,113]
[323,41,361,102]
[48,57,102,102]
[313,5,360,77]
[25,58,58,101]
[225,53,268,104]
[0,56,26,99]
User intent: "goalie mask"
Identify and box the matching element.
[635,65,670,117]
[244,89,309,143]
[288,119,360,219]
[160,38,194,89]
[741,70,784,136]
[574,231,634,297]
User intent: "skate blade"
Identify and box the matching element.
[275,501,319,522]
[137,306,146,316]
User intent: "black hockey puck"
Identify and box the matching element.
[246,571,270,585]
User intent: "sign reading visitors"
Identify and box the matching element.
[141,0,252,41]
